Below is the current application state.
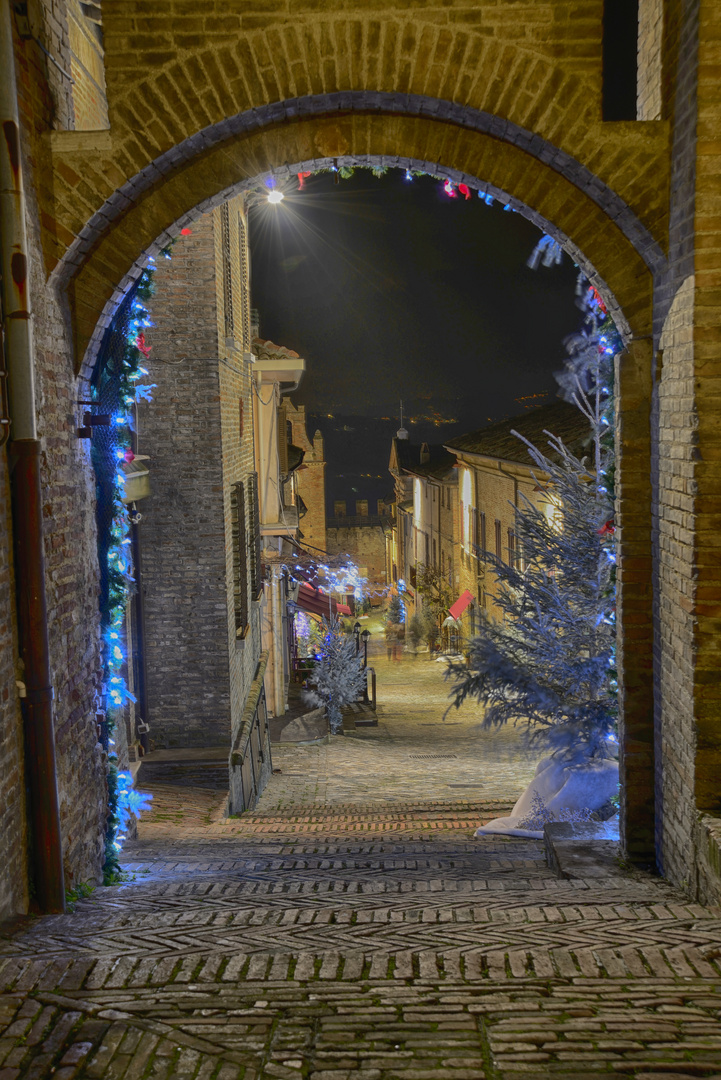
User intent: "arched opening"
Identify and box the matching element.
[73,116,655,867]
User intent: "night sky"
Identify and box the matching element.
[248,169,584,511]
[249,169,581,426]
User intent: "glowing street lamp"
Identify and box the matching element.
[267,189,284,205]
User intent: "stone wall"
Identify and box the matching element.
[326,523,387,587]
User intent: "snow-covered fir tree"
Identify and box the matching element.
[386,593,405,625]
[446,280,621,764]
[303,617,367,733]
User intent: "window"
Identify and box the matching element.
[432,538,437,566]
[239,399,244,442]
[480,511,486,557]
[495,519,502,560]
[425,533,430,565]
[231,482,248,633]
[507,528,516,568]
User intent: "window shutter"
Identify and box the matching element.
[248,471,263,598]
[220,202,234,339]
[277,402,289,476]
[232,482,249,632]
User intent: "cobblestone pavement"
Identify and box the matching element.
[264,645,538,809]
[3,653,721,1077]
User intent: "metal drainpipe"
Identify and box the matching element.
[0,5,65,913]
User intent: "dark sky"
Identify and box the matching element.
[248,168,581,430]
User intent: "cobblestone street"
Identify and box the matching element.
[2,650,721,1079]
[264,637,538,810]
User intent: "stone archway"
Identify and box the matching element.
[54,105,663,376]
[61,101,657,863]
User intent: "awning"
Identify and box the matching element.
[294,583,351,619]
[448,589,474,621]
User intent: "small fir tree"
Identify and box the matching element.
[415,563,453,647]
[303,617,367,733]
[446,281,620,763]
[386,593,405,625]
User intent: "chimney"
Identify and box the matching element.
[420,442,430,465]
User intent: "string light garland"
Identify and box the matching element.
[93,249,172,881]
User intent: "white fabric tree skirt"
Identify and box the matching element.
[475,755,619,839]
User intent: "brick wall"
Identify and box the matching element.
[140,197,264,763]
[0,458,27,919]
[690,0,721,876]
[638,0,664,120]
[651,0,703,888]
[67,0,108,130]
[0,5,109,918]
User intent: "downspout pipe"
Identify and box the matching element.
[0,5,65,913]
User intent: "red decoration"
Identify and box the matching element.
[124,450,135,463]
[181,227,192,235]
[443,179,456,197]
[297,171,312,189]
[458,184,471,200]
[598,520,615,535]
[590,285,607,314]
[135,332,151,358]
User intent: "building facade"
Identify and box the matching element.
[445,401,591,636]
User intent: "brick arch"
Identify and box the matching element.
[64,105,658,379]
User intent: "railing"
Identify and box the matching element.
[229,651,271,813]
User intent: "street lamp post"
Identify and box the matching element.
[361,628,371,703]
[353,621,361,655]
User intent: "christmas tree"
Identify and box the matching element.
[303,618,367,733]
[446,280,620,765]
[386,593,405,625]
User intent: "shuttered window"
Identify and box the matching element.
[248,471,262,598]
[231,481,248,633]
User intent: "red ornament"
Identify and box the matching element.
[443,179,456,198]
[135,332,152,358]
[598,520,615,535]
[590,285,607,314]
[458,184,471,200]
[297,171,312,190]
[124,449,135,463]
[181,227,192,235]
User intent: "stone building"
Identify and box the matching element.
[325,501,389,598]
[2,0,721,917]
[282,400,327,556]
[135,195,272,814]
[251,337,306,720]
[444,401,592,634]
[387,436,458,620]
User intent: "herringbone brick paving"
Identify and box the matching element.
[2,657,721,1077]
[2,809,721,1080]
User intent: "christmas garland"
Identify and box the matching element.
[93,256,167,882]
